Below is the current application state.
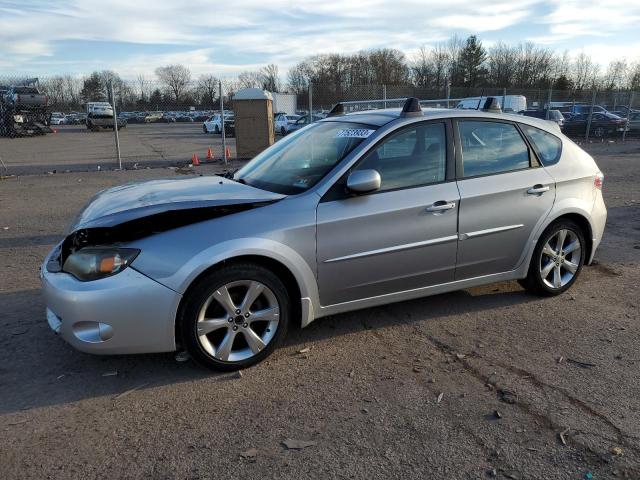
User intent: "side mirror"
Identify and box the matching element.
[346,169,381,194]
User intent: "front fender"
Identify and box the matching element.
[141,237,320,326]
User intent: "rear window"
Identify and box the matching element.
[520,124,562,166]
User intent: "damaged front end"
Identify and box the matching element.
[47,201,277,277]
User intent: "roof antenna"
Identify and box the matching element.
[475,89,485,110]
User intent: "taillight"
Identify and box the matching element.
[594,172,604,190]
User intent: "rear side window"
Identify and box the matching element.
[458,121,530,177]
[520,124,562,166]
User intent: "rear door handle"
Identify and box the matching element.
[527,184,550,195]
[426,201,456,212]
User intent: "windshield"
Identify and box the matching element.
[234,121,376,195]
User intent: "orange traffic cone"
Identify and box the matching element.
[206,147,213,160]
[192,153,200,166]
[225,146,231,160]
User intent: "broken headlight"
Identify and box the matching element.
[62,247,140,281]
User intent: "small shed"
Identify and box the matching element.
[233,88,274,159]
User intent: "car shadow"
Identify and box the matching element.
[0,283,537,415]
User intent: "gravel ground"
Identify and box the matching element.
[0,142,638,479]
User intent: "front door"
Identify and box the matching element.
[317,121,460,306]
[454,119,556,279]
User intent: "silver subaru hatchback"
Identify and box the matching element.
[42,98,607,370]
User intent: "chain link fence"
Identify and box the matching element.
[1,74,639,175]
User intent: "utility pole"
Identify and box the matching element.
[219,80,227,165]
[110,82,122,169]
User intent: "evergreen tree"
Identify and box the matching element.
[458,35,488,87]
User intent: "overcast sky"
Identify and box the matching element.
[1,0,639,79]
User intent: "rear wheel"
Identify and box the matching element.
[519,219,585,296]
[593,126,605,138]
[180,263,290,371]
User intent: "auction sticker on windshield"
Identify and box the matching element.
[335,128,376,138]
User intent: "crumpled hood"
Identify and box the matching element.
[70,175,285,231]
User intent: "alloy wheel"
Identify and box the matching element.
[196,280,280,362]
[539,229,582,289]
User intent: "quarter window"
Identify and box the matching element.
[459,121,530,177]
[354,122,447,191]
[520,124,562,166]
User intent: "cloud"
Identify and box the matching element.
[1,0,639,77]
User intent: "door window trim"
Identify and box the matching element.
[453,118,541,181]
[320,119,456,202]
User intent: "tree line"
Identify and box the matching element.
[19,34,640,111]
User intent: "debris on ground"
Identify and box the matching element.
[584,473,593,480]
[559,427,570,446]
[297,347,311,354]
[436,392,444,404]
[2,226,9,230]
[455,353,466,360]
[413,366,422,373]
[487,468,497,477]
[240,448,258,460]
[498,389,517,404]
[566,358,596,369]
[348,369,354,378]
[493,410,502,419]
[114,383,149,400]
[612,446,623,456]
[102,371,118,377]
[557,356,564,364]
[232,371,243,379]
[175,351,190,362]
[282,438,317,450]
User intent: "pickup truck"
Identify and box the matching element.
[3,86,49,108]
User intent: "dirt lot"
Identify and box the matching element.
[0,142,639,479]
[0,123,238,175]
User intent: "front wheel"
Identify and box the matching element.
[179,263,290,371]
[519,219,586,296]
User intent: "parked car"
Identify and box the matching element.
[160,113,176,123]
[274,113,300,135]
[86,102,126,130]
[42,98,606,371]
[625,111,640,134]
[50,113,66,125]
[520,109,564,128]
[203,113,234,134]
[175,113,195,122]
[603,106,639,117]
[285,114,324,134]
[562,112,628,138]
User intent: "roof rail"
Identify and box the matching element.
[400,97,423,117]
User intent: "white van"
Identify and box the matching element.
[456,95,527,113]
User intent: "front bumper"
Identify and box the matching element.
[41,248,181,355]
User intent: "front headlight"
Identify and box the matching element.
[62,247,140,281]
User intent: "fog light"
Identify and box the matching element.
[72,321,114,343]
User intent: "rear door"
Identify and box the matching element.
[454,119,555,279]
[317,120,459,306]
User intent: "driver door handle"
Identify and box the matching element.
[426,201,456,212]
[527,184,550,195]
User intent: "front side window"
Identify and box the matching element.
[459,120,530,177]
[354,122,447,191]
[520,124,562,166]
[234,121,376,194]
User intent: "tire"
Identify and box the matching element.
[214,125,220,134]
[179,263,290,371]
[519,219,586,296]
[593,127,604,138]
[203,125,207,133]
[280,126,286,136]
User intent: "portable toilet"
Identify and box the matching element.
[233,88,275,159]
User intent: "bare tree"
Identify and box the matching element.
[259,64,280,92]
[136,74,149,101]
[155,65,191,101]
[572,53,599,90]
[603,60,628,90]
[237,71,262,89]
[196,74,219,106]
